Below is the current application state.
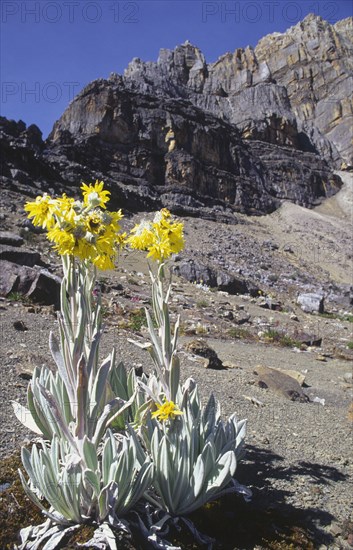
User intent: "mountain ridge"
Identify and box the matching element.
[1,14,352,220]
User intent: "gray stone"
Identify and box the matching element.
[13,320,28,331]
[0,265,19,296]
[0,231,24,247]
[297,292,325,314]
[292,332,322,347]
[26,268,61,308]
[173,259,215,287]
[0,483,10,494]
[0,245,41,267]
[263,240,279,251]
[216,271,248,294]
[253,365,310,402]
[235,313,251,325]
[0,260,61,307]
[173,259,249,295]
[185,339,224,370]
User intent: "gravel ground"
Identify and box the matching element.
[1,289,352,549]
[0,175,352,549]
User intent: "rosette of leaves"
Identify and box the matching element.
[142,391,250,518]
[19,428,153,549]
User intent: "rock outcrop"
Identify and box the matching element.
[173,258,250,294]
[1,15,351,219]
[47,80,342,216]
[124,15,353,167]
[0,231,61,307]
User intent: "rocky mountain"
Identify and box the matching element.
[123,14,352,165]
[1,14,352,219]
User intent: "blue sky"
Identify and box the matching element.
[1,0,352,138]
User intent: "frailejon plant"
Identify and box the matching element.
[14,183,250,550]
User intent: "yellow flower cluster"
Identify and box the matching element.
[24,181,125,270]
[128,208,184,262]
[151,400,183,422]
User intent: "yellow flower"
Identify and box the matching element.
[115,231,127,248]
[153,208,171,223]
[104,209,124,228]
[95,234,117,260]
[75,238,96,261]
[24,194,56,229]
[147,241,172,262]
[127,209,184,262]
[128,220,154,249]
[93,253,115,271]
[24,182,125,270]
[151,400,183,422]
[81,180,110,209]
[47,226,76,256]
[54,194,76,224]
[85,211,105,234]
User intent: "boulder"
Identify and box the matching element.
[0,260,61,307]
[185,339,224,369]
[216,271,248,294]
[173,258,249,295]
[0,261,19,296]
[26,268,61,308]
[297,292,325,314]
[0,245,41,267]
[173,259,215,287]
[253,365,310,402]
[0,231,24,247]
[292,331,322,347]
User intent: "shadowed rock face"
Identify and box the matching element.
[1,15,351,219]
[50,83,339,216]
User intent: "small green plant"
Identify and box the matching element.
[263,329,300,348]
[343,314,353,323]
[100,303,111,319]
[129,308,148,331]
[7,291,23,301]
[318,312,338,319]
[195,322,209,335]
[262,328,278,341]
[7,291,32,305]
[228,327,253,340]
[347,341,353,350]
[278,335,301,348]
[196,299,209,308]
[178,320,187,336]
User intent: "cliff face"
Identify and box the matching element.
[1,15,351,219]
[123,14,352,166]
